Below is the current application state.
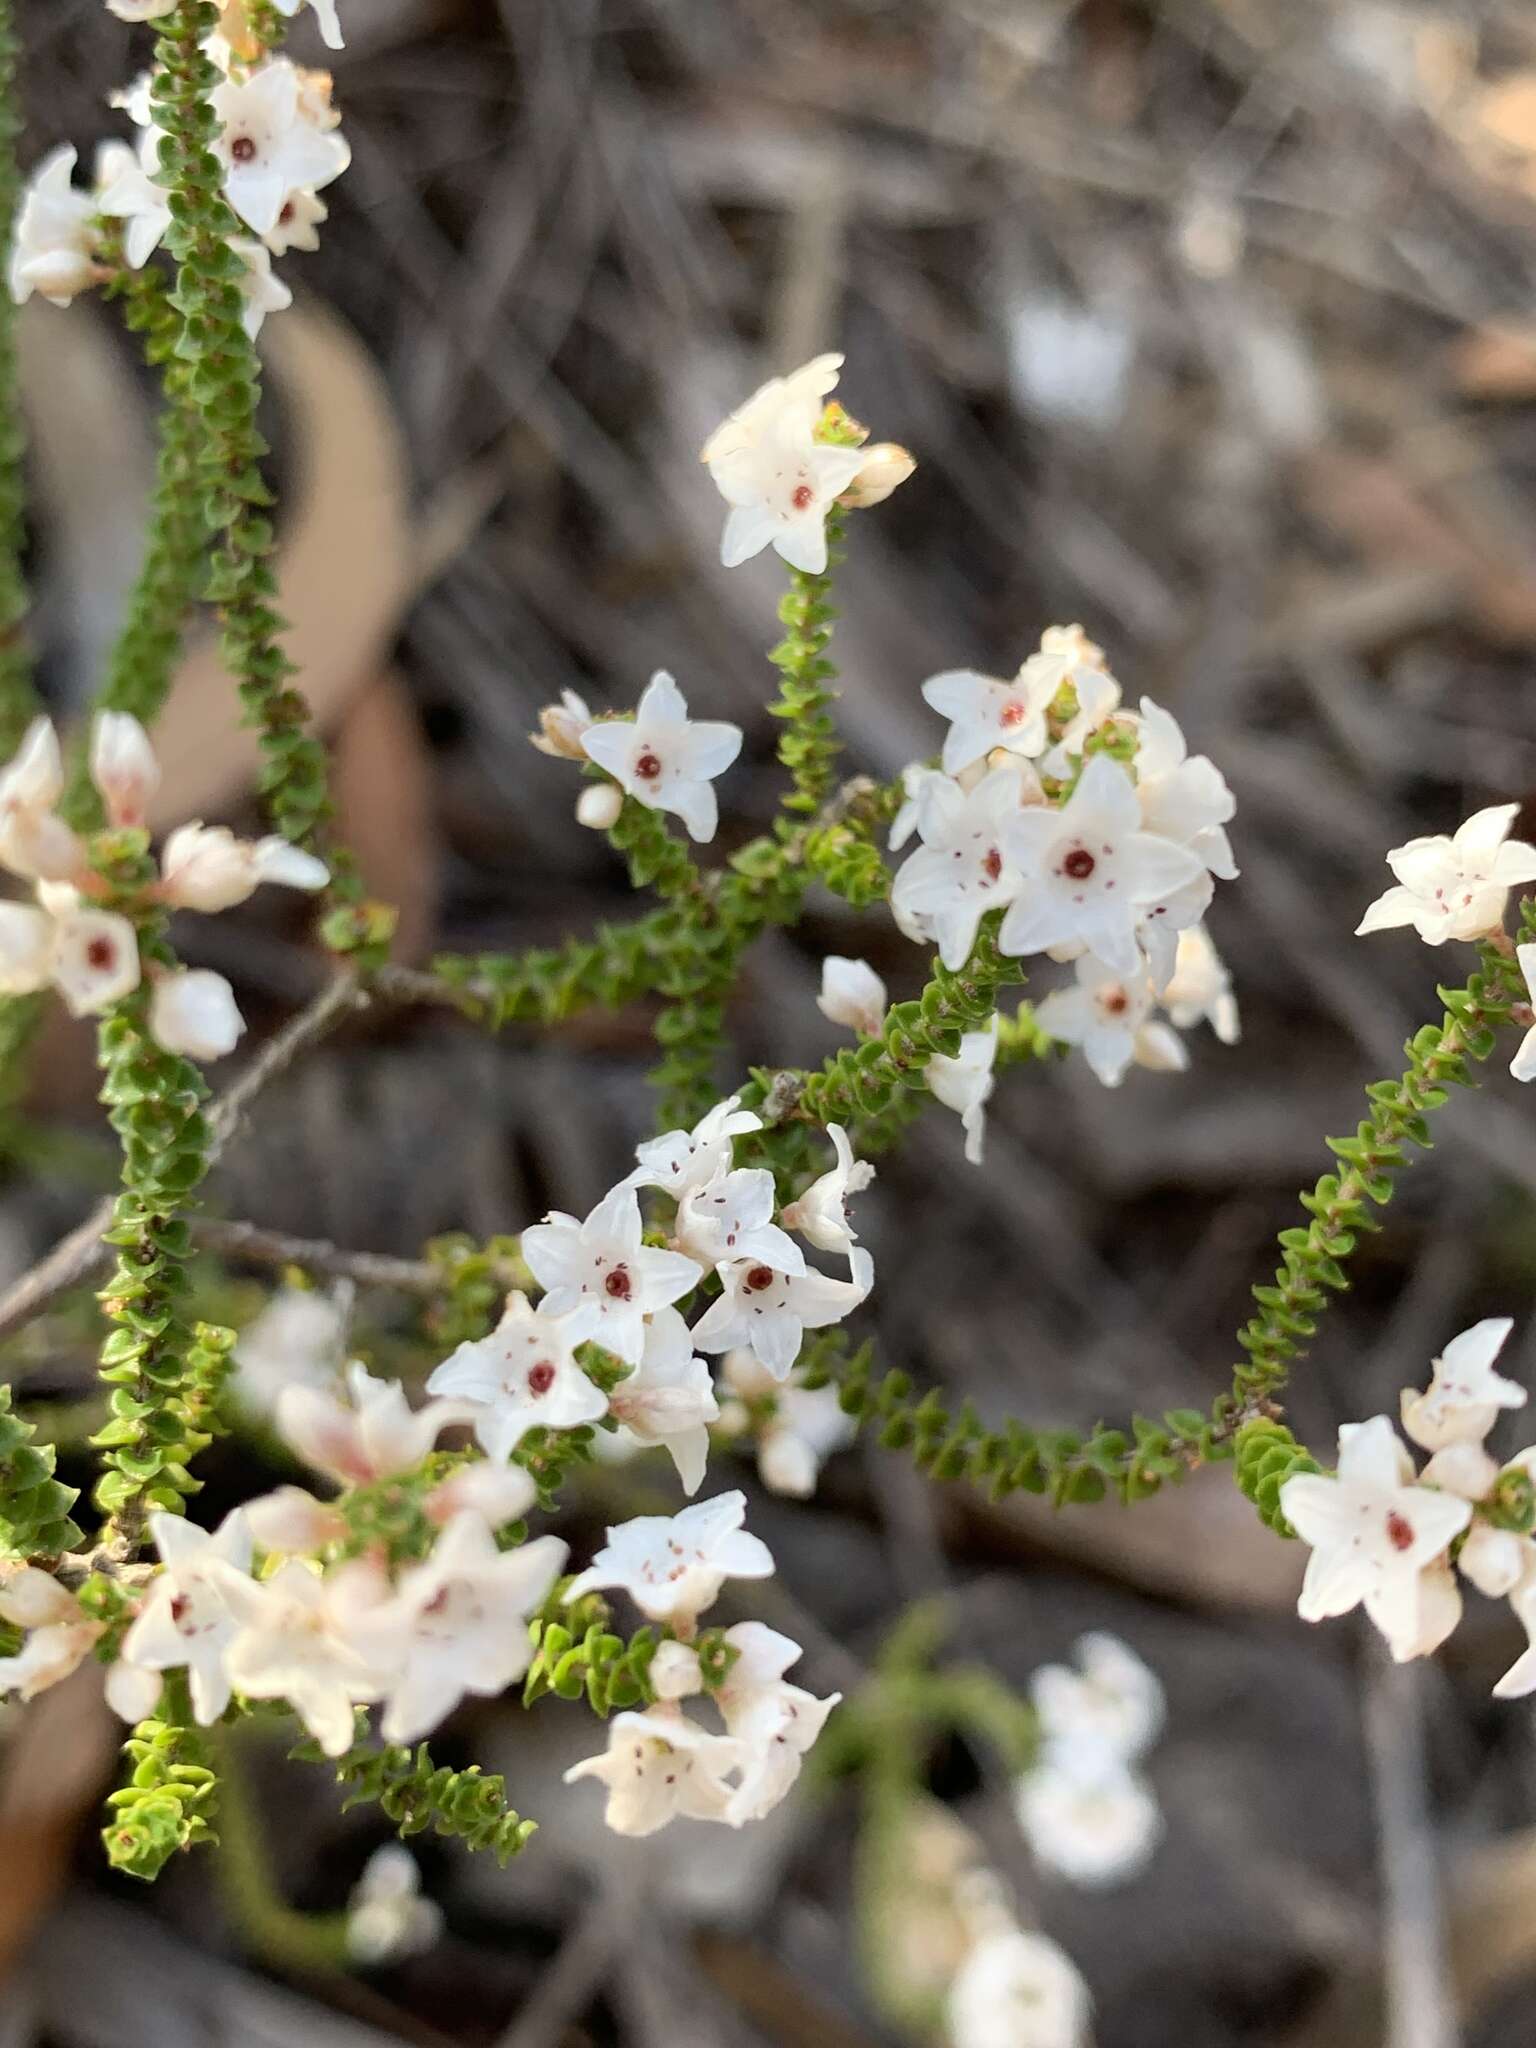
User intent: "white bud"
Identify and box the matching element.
[817,955,887,1037]
[576,783,624,831]
[649,1640,704,1700]
[0,1564,78,1630]
[1459,1523,1528,1599]
[90,712,160,829]
[149,968,246,1061]
[839,442,915,509]
[759,1428,819,1499]
[49,908,140,1017]
[0,902,55,995]
[104,1659,164,1723]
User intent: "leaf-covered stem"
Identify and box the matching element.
[769,508,845,820]
[292,1718,538,1864]
[103,1671,220,1880]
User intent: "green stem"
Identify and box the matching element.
[768,508,845,821]
[213,1727,350,1970]
[292,1717,538,1864]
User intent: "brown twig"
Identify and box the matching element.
[191,1217,442,1294]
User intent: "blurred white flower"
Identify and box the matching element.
[347,1845,442,1966]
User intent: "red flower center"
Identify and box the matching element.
[1102,989,1129,1016]
[527,1360,556,1395]
[791,483,814,511]
[230,135,258,163]
[86,936,116,971]
[982,847,1003,882]
[745,1265,776,1292]
[1000,700,1028,729]
[1385,1510,1414,1553]
[1063,848,1096,880]
[634,750,662,781]
[604,1266,633,1300]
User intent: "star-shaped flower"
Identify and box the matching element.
[347,1845,442,1966]
[96,134,172,273]
[220,1558,394,1756]
[1132,699,1237,881]
[701,353,866,574]
[564,1490,774,1625]
[674,1166,805,1276]
[892,764,1035,970]
[212,59,350,237]
[628,1093,763,1198]
[8,146,100,307]
[721,1349,857,1500]
[357,1514,567,1744]
[716,1622,841,1826]
[691,1247,873,1380]
[921,663,1059,777]
[607,1306,720,1496]
[232,239,293,339]
[926,1016,998,1166]
[563,1704,744,1836]
[111,1509,253,1726]
[999,754,1204,976]
[1357,804,1536,945]
[1160,925,1239,1044]
[580,672,742,844]
[45,895,142,1017]
[427,1291,607,1461]
[816,955,887,1037]
[1495,1559,1536,1699]
[264,187,328,257]
[1034,956,1187,1088]
[277,1362,472,1488]
[1279,1416,1472,1662]
[521,1183,702,1368]
[779,1124,874,1256]
[1400,1318,1525,1452]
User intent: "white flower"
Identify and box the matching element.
[563,1703,744,1836]
[1279,1415,1472,1662]
[691,1247,873,1381]
[1135,869,1216,993]
[579,672,742,844]
[95,134,172,272]
[1000,754,1204,976]
[244,1485,347,1554]
[1511,943,1536,1083]
[89,712,160,829]
[220,1558,393,1756]
[921,664,1057,777]
[149,969,247,1062]
[700,353,865,575]
[892,765,1032,971]
[111,1509,252,1726]
[0,903,55,995]
[212,59,350,237]
[423,1458,538,1530]
[9,146,100,307]
[927,1016,999,1166]
[1495,1560,1536,1698]
[107,0,177,17]
[232,1284,346,1417]
[264,187,328,256]
[780,1125,874,1256]
[1016,1747,1162,1889]
[426,1291,607,1461]
[0,718,82,882]
[357,1514,567,1744]
[628,1093,763,1199]
[564,1490,774,1626]
[1132,700,1237,880]
[717,1621,840,1825]
[49,903,142,1016]
[1400,1318,1525,1452]
[1357,804,1536,945]
[817,955,887,1037]
[607,1306,720,1496]
[674,1166,805,1276]
[272,0,345,51]
[1458,1522,1531,1600]
[1034,957,1187,1088]
[840,441,916,508]
[277,1362,471,1487]
[158,821,328,911]
[521,1183,702,1367]
[946,1925,1092,2048]
[1160,925,1239,1043]
[232,238,293,339]
[0,1567,100,1703]
[889,762,957,853]
[1030,1633,1164,1765]
[531,688,593,762]
[347,1845,442,1967]
[755,1387,854,1497]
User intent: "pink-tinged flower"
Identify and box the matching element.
[89,712,160,829]
[423,1459,537,1530]
[159,821,328,912]
[580,672,742,844]
[277,1362,473,1487]
[1280,1416,1472,1662]
[564,1490,774,1626]
[0,718,81,883]
[564,1703,745,1836]
[220,1558,394,1755]
[48,901,141,1017]
[0,1567,100,1703]
[521,1183,701,1368]
[244,1485,348,1555]
[427,1291,607,1461]
[111,1509,253,1726]
[691,1247,873,1381]
[356,1514,567,1745]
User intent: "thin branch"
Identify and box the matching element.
[0,972,364,1342]
[191,1218,441,1295]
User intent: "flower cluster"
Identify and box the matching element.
[0,714,325,1056]
[1282,1319,1536,1690]
[1014,1633,1164,1889]
[881,633,1239,1099]
[11,5,349,332]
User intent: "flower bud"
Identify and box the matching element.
[758,1428,819,1499]
[576,783,624,831]
[0,1563,77,1629]
[90,712,160,829]
[532,689,594,762]
[0,902,54,995]
[149,968,246,1062]
[649,1640,703,1700]
[839,442,915,509]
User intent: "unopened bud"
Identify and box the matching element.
[840,442,916,509]
[576,783,624,831]
[531,689,593,762]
